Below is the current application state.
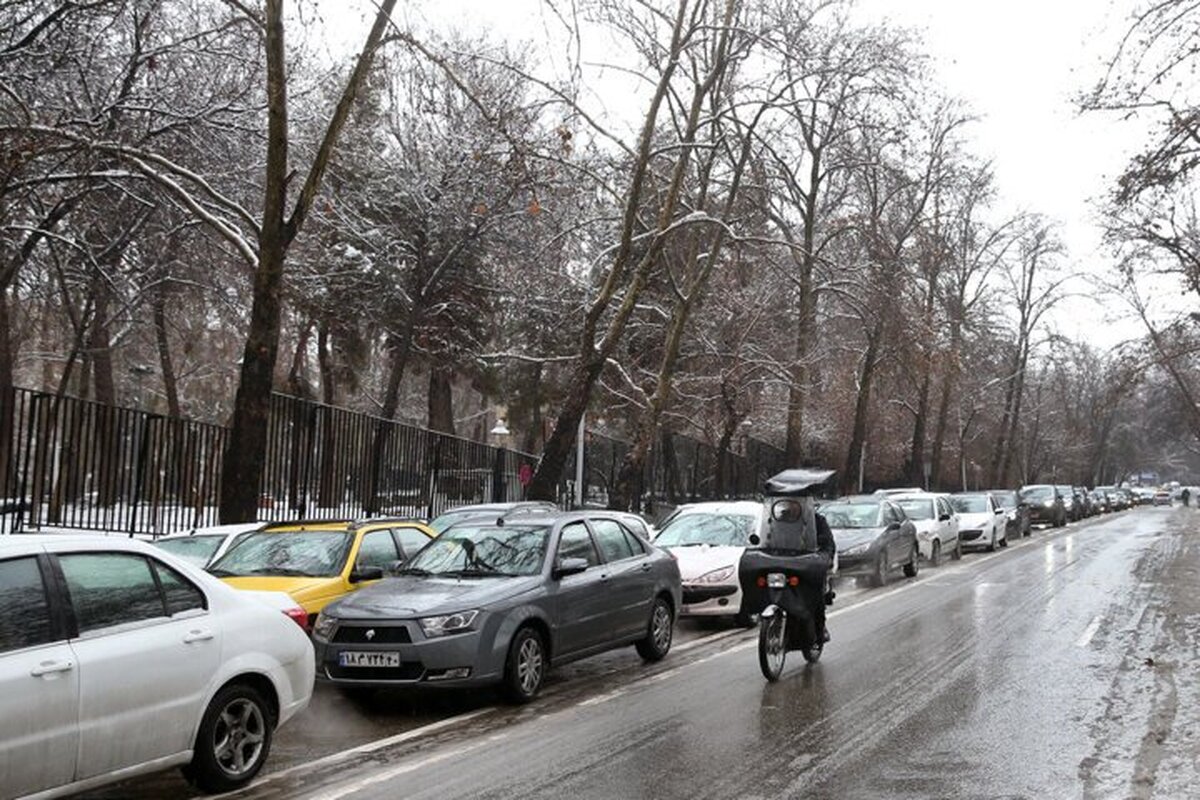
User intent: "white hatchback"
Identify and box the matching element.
[0,535,314,799]
[891,493,962,565]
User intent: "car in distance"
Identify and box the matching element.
[823,496,919,587]
[1021,484,1067,527]
[653,501,764,625]
[312,511,681,703]
[988,490,1031,539]
[1153,488,1172,506]
[950,492,1008,551]
[154,523,263,568]
[891,493,962,565]
[1055,485,1081,522]
[427,502,559,533]
[0,535,314,798]
[207,518,437,621]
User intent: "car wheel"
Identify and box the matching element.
[636,597,674,662]
[930,540,942,568]
[183,682,274,794]
[999,527,1008,548]
[951,536,963,560]
[903,544,919,578]
[503,626,546,704]
[872,551,889,587]
[986,530,997,553]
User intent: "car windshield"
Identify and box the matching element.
[655,513,758,547]
[821,503,882,529]
[155,536,224,567]
[1021,486,1054,500]
[208,531,352,578]
[403,524,549,576]
[895,499,934,520]
[428,508,495,534]
[951,496,989,514]
[992,492,1018,510]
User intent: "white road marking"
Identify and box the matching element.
[1076,615,1103,648]
[578,689,625,707]
[307,742,486,800]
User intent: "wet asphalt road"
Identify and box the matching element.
[86,507,1200,800]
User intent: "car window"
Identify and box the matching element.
[0,557,57,654]
[155,536,223,567]
[151,560,206,616]
[60,553,166,635]
[591,519,636,562]
[209,531,352,578]
[357,530,400,569]
[557,523,600,567]
[655,513,757,546]
[950,496,989,514]
[623,527,647,555]
[392,527,432,558]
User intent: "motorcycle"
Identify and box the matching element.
[738,467,836,682]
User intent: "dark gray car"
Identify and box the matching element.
[311,511,682,703]
[824,496,919,587]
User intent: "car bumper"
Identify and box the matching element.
[959,529,991,548]
[1028,509,1057,524]
[313,621,504,689]
[835,550,878,576]
[681,584,741,616]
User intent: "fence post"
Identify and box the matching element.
[128,414,155,536]
[426,435,442,521]
[492,447,506,504]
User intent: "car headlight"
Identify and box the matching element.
[842,543,870,556]
[1006,511,1016,521]
[419,610,480,638]
[694,566,735,584]
[312,612,337,640]
[1043,500,1054,508]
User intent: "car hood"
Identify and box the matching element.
[327,575,543,618]
[220,575,346,602]
[833,528,884,550]
[665,545,745,581]
[955,512,992,528]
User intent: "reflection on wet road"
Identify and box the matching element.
[85,508,1199,800]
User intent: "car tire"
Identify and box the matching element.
[636,597,675,662]
[999,531,1008,548]
[872,552,889,587]
[986,530,997,553]
[183,682,274,794]
[903,545,919,578]
[930,540,942,568]
[951,537,963,560]
[503,626,546,704]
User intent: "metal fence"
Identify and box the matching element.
[0,386,786,535]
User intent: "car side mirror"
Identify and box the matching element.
[748,533,762,547]
[553,557,589,579]
[387,559,406,576]
[886,522,900,531]
[938,513,951,522]
[350,565,385,583]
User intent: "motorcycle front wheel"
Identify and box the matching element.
[758,612,787,682]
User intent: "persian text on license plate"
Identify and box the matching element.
[338,651,401,668]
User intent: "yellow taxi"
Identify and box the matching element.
[207,518,436,625]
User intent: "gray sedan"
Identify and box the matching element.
[311,511,682,703]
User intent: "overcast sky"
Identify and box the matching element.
[332,0,1152,346]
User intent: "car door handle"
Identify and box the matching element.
[31,659,74,677]
[183,629,214,644]
[639,562,652,572]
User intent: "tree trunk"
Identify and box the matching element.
[526,358,605,501]
[929,322,960,487]
[841,331,881,495]
[427,365,455,435]
[361,326,415,513]
[316,322,338,508]
[285,320,312,398]
[907,368,932,487]
[153,293,181,417]
[0,291,14,499]
[521,362,542,454]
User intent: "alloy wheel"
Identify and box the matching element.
[651,602,672,653]
[213,697,266,777]
[517,637,544,696]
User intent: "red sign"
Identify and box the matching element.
[518,463,534,487]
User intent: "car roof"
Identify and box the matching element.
[436,502,555,514]
[890,493,940,501]
[670,500,763,515]
[835,495,885,504]
[0,533,156,557]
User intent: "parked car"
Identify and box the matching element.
[427,502,559,534]
[1089,489,1111,514]
[988,490,1032,539]
[950,492,1008,551]
[1095,485,1125,511]
[823,496,919,587]
[0,535,314,798]
[891,492,962,565]
[1055,485,1081,522]
[154,523,264,568]
[207,518,437,622]
[1153,488,1172,506]
[1021,484,1067,527]
[874,487,925,497]
[311,511,681,703]
[653,501,764,625]
[1132,487,1156,506]
[1076,487,1097,517]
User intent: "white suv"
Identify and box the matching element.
[0,535,314,798]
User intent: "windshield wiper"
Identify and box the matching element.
[441,567,515,578]
[207,568,236,577]
[396,566,431,576]
[247,567,319,577]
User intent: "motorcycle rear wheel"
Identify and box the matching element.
[758,612,787,682]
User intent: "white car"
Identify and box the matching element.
[654,501,764,626]
[153,523,264,568]
[949,492,1007,551]
[0,535,314,798]
[892,493,962,565]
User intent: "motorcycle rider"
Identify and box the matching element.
[762,469,837,643]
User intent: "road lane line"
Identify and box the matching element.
[307,742,486,800]
[1076,615,1103,648]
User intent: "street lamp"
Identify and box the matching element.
[490,419,511,437]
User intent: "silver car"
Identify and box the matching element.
[311,511,682,703]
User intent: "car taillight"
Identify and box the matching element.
[283,607,308,631]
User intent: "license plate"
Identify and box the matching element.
[338,651,400,668]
